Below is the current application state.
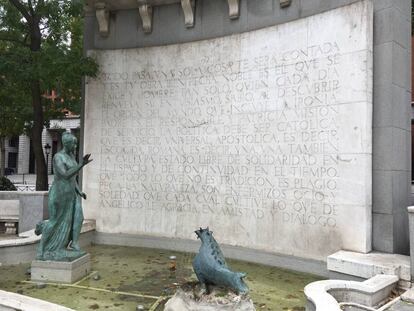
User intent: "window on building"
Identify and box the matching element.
[7,152,17,169]
[8,137,18,148]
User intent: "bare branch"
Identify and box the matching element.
[23,33,29,45]
[28,0,35,16]
[8,0,32,22]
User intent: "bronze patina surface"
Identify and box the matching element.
[35,132,92,261]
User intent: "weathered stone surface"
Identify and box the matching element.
[387,301,414,311]
[327,250,410,281]
[401,288,414,304]
[19,192,48,233]
[83,0,373,260]
[164,288,255,311]
[0,192,48,233]
[31,253,91,284]
[304,274,398,311]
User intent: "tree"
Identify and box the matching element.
[0,70,30,177]
[0,0,98,190]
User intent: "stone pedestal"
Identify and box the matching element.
[164,288,255,311]
[31,253,91,284]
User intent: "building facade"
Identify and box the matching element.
[2,117,80,175]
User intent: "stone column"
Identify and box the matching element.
[17,135,30,175]
[372,0,412,254]
[408,206,414,280]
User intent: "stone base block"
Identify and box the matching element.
[164,288,255,311]
[402,288,414,304]
[31,253,90,284]
[327,250,410,282]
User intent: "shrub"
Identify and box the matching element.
[0,176,17,191]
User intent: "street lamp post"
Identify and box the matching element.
[44,143,51,175]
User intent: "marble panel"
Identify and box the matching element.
[83,0,373,260]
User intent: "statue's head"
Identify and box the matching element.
[194,227,213,242]
[62,132,77,152]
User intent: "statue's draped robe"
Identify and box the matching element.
[36,152,84,261]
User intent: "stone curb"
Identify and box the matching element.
[0,289,75,311]
[304,274,398,311]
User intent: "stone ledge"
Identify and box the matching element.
[0,289,75,311]
[304,274,399,311]
[327,250,410,282]
[401,288,414,303]
[0,191,48,198]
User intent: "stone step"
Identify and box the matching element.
[327,250,411,287]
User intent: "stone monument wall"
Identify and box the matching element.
[83,1,373,260]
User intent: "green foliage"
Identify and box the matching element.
[0,0,98,129]
[0,70,30,138]
[0,176,17,191]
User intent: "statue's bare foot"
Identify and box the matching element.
[70,242,81,251]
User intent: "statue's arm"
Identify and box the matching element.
[75,183,82,195]
[54,155,83,180]
[75,183,87,199]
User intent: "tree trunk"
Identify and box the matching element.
[0,136,5,177]
[30,17,48,191]
[31,79,48,190]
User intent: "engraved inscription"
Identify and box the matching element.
[84,0,372,260]
[97,42,341,228]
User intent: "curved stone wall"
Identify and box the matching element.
[84,0,362,50]
[83,0,373,261]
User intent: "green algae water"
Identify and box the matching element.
[0,245,322,310]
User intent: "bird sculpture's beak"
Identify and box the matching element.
[195,230,201,238]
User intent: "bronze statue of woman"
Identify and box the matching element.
[35,132,92,261]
